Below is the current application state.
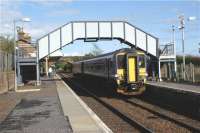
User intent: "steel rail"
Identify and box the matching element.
[124,98,200,133]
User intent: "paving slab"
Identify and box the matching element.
[147,81,200,94]
[0,92,21,124]
[56,75,112,133]
[0,79,72,133]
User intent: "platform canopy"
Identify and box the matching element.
[38,21,159,60]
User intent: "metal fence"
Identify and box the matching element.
[0,50,15,93]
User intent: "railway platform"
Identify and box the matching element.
[56,75,112,133]
[0,76,112,133]
[147,81,200,95]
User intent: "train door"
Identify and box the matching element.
[107,58,110,80]
[116,54,126,80]
[127,55,136,83]
[81,62,84,74]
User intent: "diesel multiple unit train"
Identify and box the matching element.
[72,48,147,95]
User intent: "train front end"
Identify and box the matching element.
[116,50,147,95]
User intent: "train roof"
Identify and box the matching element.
[72,48,137,64]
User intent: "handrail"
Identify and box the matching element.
[160,43,174,56]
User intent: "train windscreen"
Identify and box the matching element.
[117,55,126,69]
[138,56,145,68]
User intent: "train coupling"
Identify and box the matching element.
[117,82,145,95]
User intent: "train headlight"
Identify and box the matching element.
[114,74,119,78]
[115,74,123,80]
[143,78,146,83]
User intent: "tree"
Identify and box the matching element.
[91,43,103,56]
[82,53,94,60]
[0,36,14,53]
[177,55,200,65]
[82,43,103,60]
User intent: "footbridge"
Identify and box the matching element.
[37,21,159,60]
[33,21,159,84]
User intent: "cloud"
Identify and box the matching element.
[0,1,24,35]
[50,50,64,57]
[48,9,80,16]
[159,18,179,25]
[24,23,61,40]
[64,52,83,56]
[27,0,73,7]
[29,0,73,3]
[0,0,76,40]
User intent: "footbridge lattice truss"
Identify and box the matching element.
[38,21,159,60]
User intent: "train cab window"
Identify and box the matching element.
[117,55,126,69]
[138,56,145,68]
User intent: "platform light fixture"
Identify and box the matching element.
[188,16,196,21]
[199,43,200,54]
[178,14,196,81]
[14,17,31,91]
[21,17,31,22]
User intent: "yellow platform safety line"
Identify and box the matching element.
[128,56,136,82]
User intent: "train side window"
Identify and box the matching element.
[138,56,145,68]
[109,60,114,73]
[109,60,112,68]
[117,55,126,69]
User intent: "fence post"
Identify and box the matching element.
[190,64,191,81]
[7,53,9,91]
[180,64,182,81]
[0,51,2,92]
[192,63,195,83]
[168,62,172,80]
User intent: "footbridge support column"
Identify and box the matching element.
[45,57,49,77]
[36,41,41,86]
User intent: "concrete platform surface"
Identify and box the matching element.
[147,81,200,94]
[0,79,72,133]
[56,75,112,133]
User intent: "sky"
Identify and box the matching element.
[0,0,200,56]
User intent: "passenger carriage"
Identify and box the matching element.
[72,48,147,95]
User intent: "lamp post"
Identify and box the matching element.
[172,25,177,80]
[178,15,196,81]
[178,15,185,80]
[199,43,200,54]
[14,17,31,91]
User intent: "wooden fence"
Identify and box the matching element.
[0,51,15,94]
[177,63,200,83]
[161,62,200,83]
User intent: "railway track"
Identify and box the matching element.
[70,78,153,133]
[60,73,200,133]
[126,97,200,131]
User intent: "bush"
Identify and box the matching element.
[177,55,200,65]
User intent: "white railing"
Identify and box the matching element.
[160,43,174,56]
